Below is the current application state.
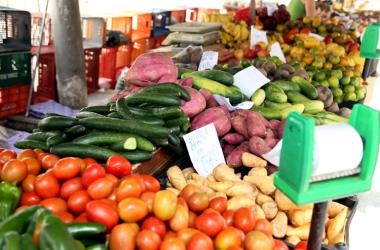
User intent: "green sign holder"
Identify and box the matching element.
[360,22,380,80]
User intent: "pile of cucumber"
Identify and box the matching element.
[15,83,191,162]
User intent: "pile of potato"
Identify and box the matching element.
[166,152,349,246]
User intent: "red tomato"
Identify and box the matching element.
[274,239,289,250]
[116,178,143,201]
[17,149,37,159]
[40,154,60,170]
[142,217,167,239]
[22,157,41,175]
[136,230,162,250]
[68,190,91,214]
[20,191,41,206]
[244,231,273,250]
[123,174,146,192]
[52,157,81,180]
[86,200,119,230]
[107,188,117,202]
[34,173,60,198]
[194,210,224,237]
[163,231,177,241]
[179,184,200,202]
[87,177,114,200]
[153,190,178,221]
[0,149,16,163]
[22,174,36,192]
[33,148,44,156]
[82,163,106,188]
[83,158,97,167]
[299,28,311,34]
[223,210,235,227]
[255,219,273,237]
[233,207,256,233]
[75,213,88,222]
[110,223,137,250]
[324,37,333,44]
[294,241,307,250]
[227,246,244,250]
[142,174,160,192]
[187,232,213,250]
[214,227,242,250]
[118,197,148,223]
[1,159,27,183]
[209,197,228,213]
[105,174,120,187]
[187,193,209,212]
[288,28,299,35]
[40,197,67,214]
[105,155,131,178]
[140,191,155,213]
[60,177,83,199]
[160,237,186,250]
[177,228,199,246]
[55,211,74,223]
[188,211,196,228]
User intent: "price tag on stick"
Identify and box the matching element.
[233,66,270,97]
[250,26,268,48]
[183,124,225,177]
[270,42,286,63]
[198,51,219,71]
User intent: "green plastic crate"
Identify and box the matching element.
[0,51,31,87]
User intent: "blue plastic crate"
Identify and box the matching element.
[151,9,171,38]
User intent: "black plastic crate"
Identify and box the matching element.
[0,51,31,87]
[0,7,31,52]
[151,9,171,38]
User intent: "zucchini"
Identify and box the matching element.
[38,116,77,131]
[264,100,292,110]
[251,89,266,106]
[76,111,104,119]
[47,133,68,147]
[65,125,86,137]
[27,131,60,142]
[286,91,311,103]
[142,83,191,101]
[14,140,49,151]
[118,150,153,163]
[79,117,171,138]
[50,143,118,161]
[265,84,287,103]
[67,222,106,239]
[165,117,189,127]
[192,70,234,86]
[271,80,300,92]
[125,93,181,106]
[291,76,318,99]
[80,105,110,115]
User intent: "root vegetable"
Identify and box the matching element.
[264,129,278,148]
[231,110,249,138]
[223,144,236,158]
[248,167,268,177]
[262,201,278,219]
[275,190,296,211]
[327,208,347,243]
[222,133,245,145]
[226,142,250,168]
[180,87,206,118]
[166,188,181,196]
[278,119,287,139]
[208,192,227,200]
[286,223,311,241]
[242,152,267,168]
[269,119,281,131]
[244,174,276,195]
[182,168,195,180]
[225,181,257,197]
[212,164,241,182]
[286,235,301,245]
[328,202,346,218]
[167,166,187,190]
[289,209,313,226]
[208,181,234,192]
[207,175,216,182]
[180,77,193,87]
[227,195,256,210]
[253,205,266,220]
[191,107,231,137]
[247,111,267,137]
[256,193,274,205]
[249,136,272,155]
[271,211,288,238]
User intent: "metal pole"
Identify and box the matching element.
[250,0,256,26]
[51,0,87,109]
[307,202,328,250]
[361,58,372,80]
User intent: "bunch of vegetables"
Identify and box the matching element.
[166,153,350,247]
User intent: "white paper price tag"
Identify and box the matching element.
[213,94,253,111]
[183,124,225,177]
[250,26,268,48]
[198,51,219,71]
[270,42,286,63]
[233,66,270,97]
[309,33,325,41]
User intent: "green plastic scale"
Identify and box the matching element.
[274,104,380,205]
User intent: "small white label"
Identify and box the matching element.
[309,33,325,41]
[213,94,253,111]
[270,42,286,63]
[250,26,268,48]
[266,5,277,16]
[233,66,270,97]
[198,51,219,71]
[183,124,226,177]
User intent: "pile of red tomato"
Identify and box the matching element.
[0,148,309,250]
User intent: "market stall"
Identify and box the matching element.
[0,1,379,250]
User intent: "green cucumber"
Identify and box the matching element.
[27,131,60,141]
[251,89,266,106]
[286,91,311,103]
[280,104,305,119]
[251,106,282,120]
[192,70,234,86]
[297,100,324,114]
[291,76,318,99]
[265,84,287,103]
[116,98,165,125]
[67,222,106,239]
[118,150,153,163]
[125,93,181,106]
[46,133,68,147]
[141,89,182,98]
[149,138,169,146]
[168,134,180,145]
[38,116,77,131]
[50,143,118,161]
[80,105,110,115]
[142,83,191,101]
[78,117,171,138]
[165,117,189,127]
[181,120,190,133]
[178,67,194,77]
[76,111,105,119]
[168,126,181,135]
[264,100,292,110]
[140,107,184,120]
[32,129,41,133]
[14,140,49,151]
[65,125,86,137]
[107,112,122,118]
[271,80,300,92]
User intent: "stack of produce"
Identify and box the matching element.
[166,155,350,247]
[256,5,291,31]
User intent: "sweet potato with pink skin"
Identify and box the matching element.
[226,142,250,168]
[249,136,272,155]
[223,144,236,158]
[231,115,249,139]
[180,87,206,118]
[111,84,142,100]
[191,107,231,137]
[278,119,287,139]
[207,96,219,108]
[125,52,178,87]
[222,133,245,145]
[264,129,278,148]
[180,77,193,87]
[247,111,267,137]
[199,88,212,101]
[269,120,281,131]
